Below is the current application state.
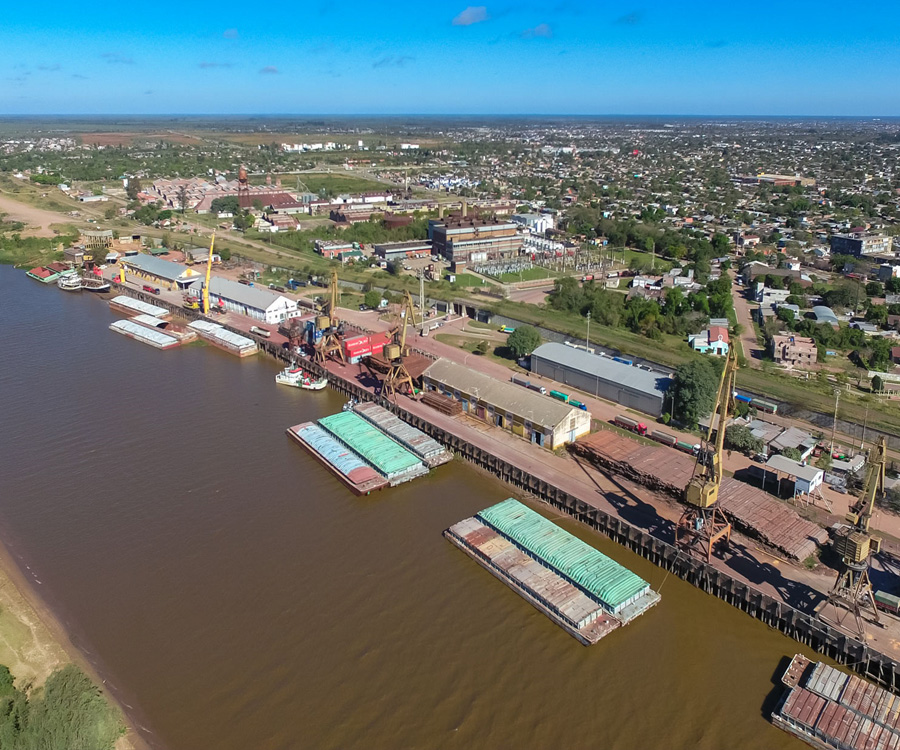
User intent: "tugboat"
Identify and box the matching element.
[57,274,83,292]
[275,364,328,390]
[82,276,111,293]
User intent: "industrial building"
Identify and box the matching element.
[529,342,671,417]
[373,239,432,261]
[429,215,523,269]
[120,254,202,290]
[421,358,590,449]
[829,232,891,257]
[187,277,299,325]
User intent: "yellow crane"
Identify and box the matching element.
[202,233,215,315]
[828,436,886,635]
[676,348,735,563]
[313,269,345,364]
[381,291,418,400]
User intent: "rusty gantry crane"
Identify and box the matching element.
[827,436,887,636]
[676,348,735,563]
[380,291,418,400]
[313,269,345,365]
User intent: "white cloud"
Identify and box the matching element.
[452,6,488,26]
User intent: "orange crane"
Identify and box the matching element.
[381,291,418,400]
[676,348,735,563]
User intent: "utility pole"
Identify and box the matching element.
[830,388,841,454]
[586,310,591,352]
[419,272,425,327]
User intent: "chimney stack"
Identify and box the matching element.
[462,199,468,218]
[439,204,444,219]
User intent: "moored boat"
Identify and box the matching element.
[82,276,111,293]
[275,365,328,390]
[57,274,83,291]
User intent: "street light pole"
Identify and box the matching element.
[586,311,591,352]
[830,388,841,455]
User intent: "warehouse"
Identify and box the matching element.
[187,277,299,325]
[529,342,671,417]
[120,254,202,290]
[421,358,590,449]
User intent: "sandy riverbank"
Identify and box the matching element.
[0,537,147,750]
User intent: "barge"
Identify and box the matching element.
[109,319,181,350]
[318,411,428,486]
[130,314,198,344]
[187,320,257,357]
[445,498,660,645]
[772,654,900,749]
[108,295,172,320]
[351,401,452,468]
[286,423,388,495]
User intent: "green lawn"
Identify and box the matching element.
[497,266,557,283]
[275,173,390,195]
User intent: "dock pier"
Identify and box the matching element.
[105,280,900,692]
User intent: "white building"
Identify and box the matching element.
[511,213,555,234]
[188,277,299,325]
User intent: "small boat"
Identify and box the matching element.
[82,276,111,293]
[275,365,328,390]
[57,274,83,291]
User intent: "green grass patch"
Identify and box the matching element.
[276,173,390,195]
[497,266,557,282]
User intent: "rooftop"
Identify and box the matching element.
[530,342,671,399]
[423,358,579,427]
[189,276,292,312]
[765,454,823,483]
[121,253,194,281]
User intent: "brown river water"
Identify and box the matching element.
[0,264,810,749]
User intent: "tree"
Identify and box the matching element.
[178,185,188,214]
[476,340,489,355]
[386,260,402,276]
[777,307,796,325]
[506,325,542,357]
[873,374,884,393]
[210,196,240,215]
[671,357,721,427]
[103,206,117,220]
[724,425,763,454]
[125,177,141,201]
[363,290,382,309]
[781,447,803,461]
[866,281,885,298]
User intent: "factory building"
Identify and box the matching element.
[422,359,590,449]
[829,232,891,257]
[373,240,432,261]
[529,342,671,417]
[429,215,522,269]
[120,254,202,290]
[187,277,299,325]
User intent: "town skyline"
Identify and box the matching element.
[4,1,900,116]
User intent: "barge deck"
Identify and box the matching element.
[108,295,172,320]
[286,423,388,495]
[772,654,900,749]
[109,319,181,350]
[352,401,452,468]
[188,320,257,357]
[446,498,659,644]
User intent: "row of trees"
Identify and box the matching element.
[548,275,733,340]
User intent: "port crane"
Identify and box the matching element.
[827,436,886,636]
[313,269,345,364]
[380,291,418,400]
[201,233,215,314]
[676,348,735,563]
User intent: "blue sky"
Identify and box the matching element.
[2,1,900,115]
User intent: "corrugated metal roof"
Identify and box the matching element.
[187,320,256,353]
[121,254,194,281]
[476,498,650,613]
[318,411,423,478]
[109,295,168,317]
[109,319,178,348]
[531,342,671,399]
[765,454,823,483]
[423,358,579,428]
[188,276,292,312]
[131,313,166,328]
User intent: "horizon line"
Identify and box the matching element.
[1,113,900,120]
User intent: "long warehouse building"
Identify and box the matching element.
[422,358,590,449]
[529,342,672,417]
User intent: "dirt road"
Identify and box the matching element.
[0,191,81,237]
[730,269,765,367]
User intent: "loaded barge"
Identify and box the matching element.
[350,401,452,468]
[108,295,172,320]
[287,423,389,495]
[109,319,181,350]
[445,498,660,645]
[772,654,900,749]
[188,320,257,357]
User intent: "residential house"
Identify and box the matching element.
[772,334,817,366]
[688,326,730,355]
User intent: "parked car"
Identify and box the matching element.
[142,284,160,294]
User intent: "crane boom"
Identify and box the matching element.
[202,233,215,315]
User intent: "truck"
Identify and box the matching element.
[511,375,531,389]
[549,390,570,403]
[142,284,160,295]
[614,415,647,435]
[568,399,588,411]
[649,430,678,448]
[527,383,547,395]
